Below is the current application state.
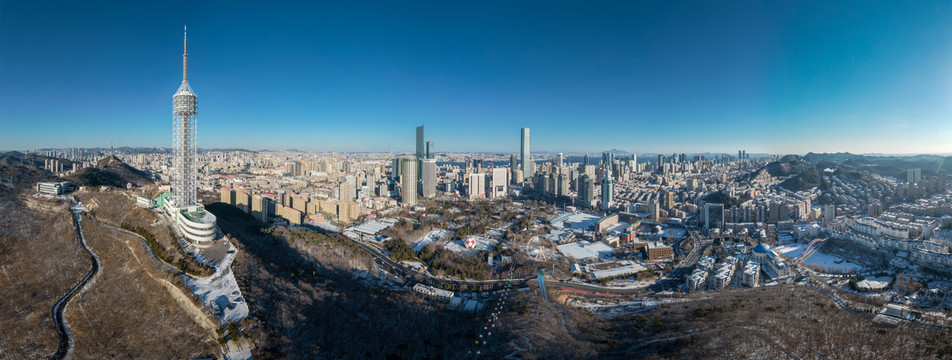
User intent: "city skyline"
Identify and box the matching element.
[2,1,951,154]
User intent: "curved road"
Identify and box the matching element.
[49,201,101,360]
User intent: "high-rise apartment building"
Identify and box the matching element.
[421,158,436,198]
[579,174,594,207]
[520,128,533,180]
[557,173,569,197]
[907,168,922,183]
[662,190,675,210]
[400,157,418,205]
[602,152,614,167]
[940,170,948,191]
[491,167,508,198]
[468,173,486,199]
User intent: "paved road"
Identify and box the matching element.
[650,229,709,292]
[50,200,101,360]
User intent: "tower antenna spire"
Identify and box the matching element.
[183,24,188,81]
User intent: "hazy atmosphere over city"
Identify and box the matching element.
[2,1,952,360]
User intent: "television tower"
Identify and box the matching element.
[172,25,197,207]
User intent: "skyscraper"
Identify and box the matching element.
[468,173,486,199]
[416,125,424,189]
[391,158,403,181]
[426,140,435,159]
[400,157,418,205]
[421,158,436,199]
[509,153,518,183]
[939,170,948,191]
[600,173,614,209]
[602,152,614,167]
[556,153,564,168]
[579,174,594,207]
[521,127,533,180]
[416,125,425,161]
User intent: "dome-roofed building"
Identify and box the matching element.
[751,242,789,279]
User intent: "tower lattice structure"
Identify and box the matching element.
[172,25,198,207]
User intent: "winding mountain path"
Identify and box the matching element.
[49,200,100,360]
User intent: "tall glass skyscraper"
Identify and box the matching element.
[416,125,425,160]
[520,127,533,180]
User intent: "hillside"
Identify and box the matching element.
[66,156,153,187]
[803,152,952,180]
[0,151,77,169]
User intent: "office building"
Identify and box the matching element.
[391,158,403,181]
[416,125,424,184]
[521,127,533,180]
[509,154,518,184]
[556,153,564,168]
[579,174,594,207]
[36,181,71,195]
[416,125,425,160]
[422,158,437,198]
[600,173,614,209]
[705,203,725,230]
[425,140,435,159]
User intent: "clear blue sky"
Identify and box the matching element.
[1,1,950,154]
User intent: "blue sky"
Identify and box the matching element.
[1,1,950,154]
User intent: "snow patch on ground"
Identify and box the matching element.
[185,268,249,323]
[857,276,891,290]
[184,248,248,324]
[776,243,863,272]
[604,279,655,289]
